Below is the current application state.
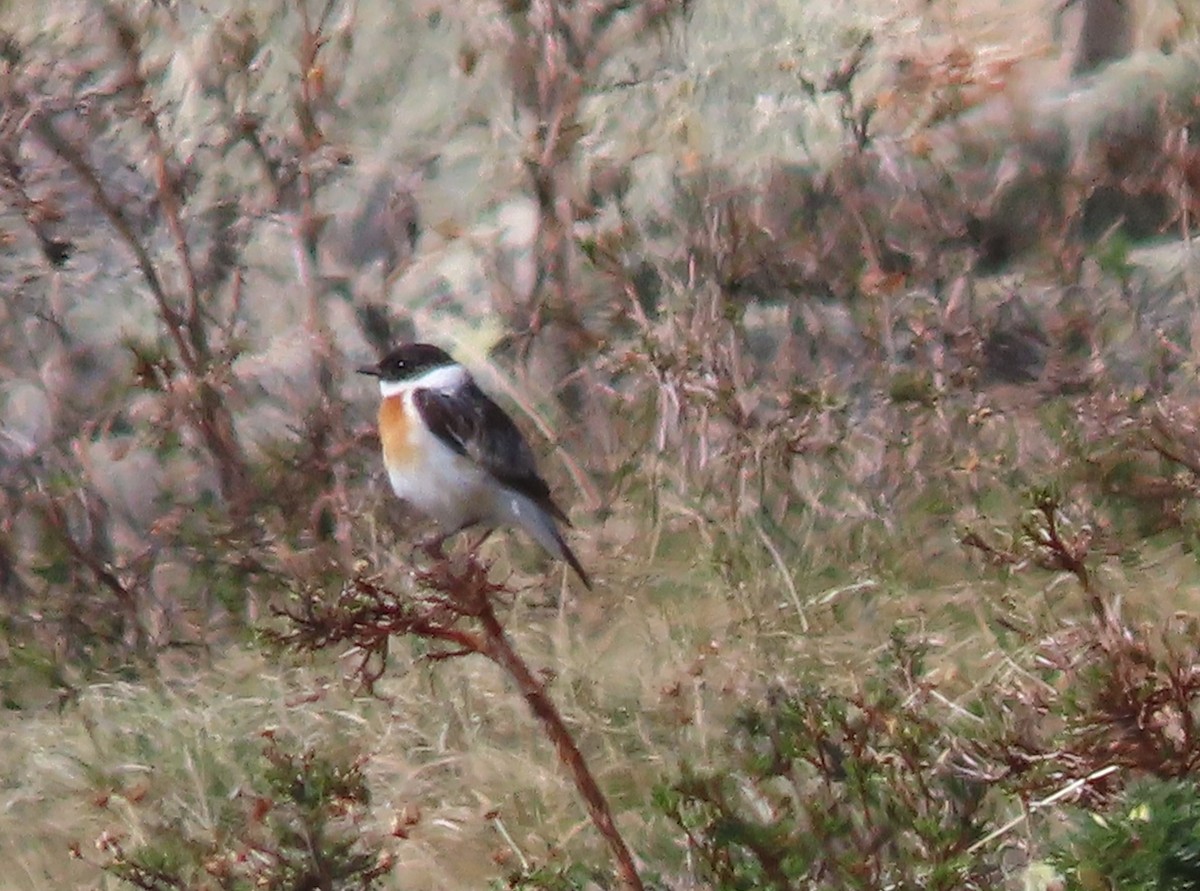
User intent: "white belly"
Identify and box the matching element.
[388,422,495,531]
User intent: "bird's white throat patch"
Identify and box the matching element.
[378,363,467,397]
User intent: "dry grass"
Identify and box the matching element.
[0,572,975,884]
[5,528,1200,887]
[3,0,1200,889]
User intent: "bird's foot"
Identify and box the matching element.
[417,534,448,560]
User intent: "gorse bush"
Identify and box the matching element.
[1052,778,1200,891]
[0,0,369,680]
[7,1,1200,890]
[656,633,999,891]
[491,862,620,891]
[90,732,393,891]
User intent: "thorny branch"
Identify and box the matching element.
[271,555,645,891]
[102,8,204,343]
[961,487,1106,620]
[0,17,256,515]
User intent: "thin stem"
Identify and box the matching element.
[24,112,196,370]
[475,598,644,891]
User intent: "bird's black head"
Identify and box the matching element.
[357,342,455,383]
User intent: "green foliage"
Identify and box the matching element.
[1093,229,1135,285]
[656,633,997,891]
[493,862,616,891]
[1053,779,1200,891]
[96,733,391,891]
[887,370,937,407]
[7,0,1200,888]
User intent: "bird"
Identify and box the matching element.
[358,342,591,589]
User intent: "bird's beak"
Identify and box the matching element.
[356,364,381,377]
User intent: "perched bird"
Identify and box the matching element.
[358,343,591,589]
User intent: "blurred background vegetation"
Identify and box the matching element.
[3,0,1200,888]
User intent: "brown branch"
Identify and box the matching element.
[118,80,203,337]
[289,0,354,555]
[0,139,74,266]
[23,111,197,369]
[474,595,645,891]
[1033,499,1092,594]
[101,8,205,335]
[233,115,284,205]
[1,16,256,517]
[1146,412,1200,479]
[35,489,147,653]
[0,21,198,366]
[965,490,1107,621]
[147,128,202,335]
[959,530,1020,566]
[273,562,643,889]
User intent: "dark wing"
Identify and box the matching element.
[413,381,570,524]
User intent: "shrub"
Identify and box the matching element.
[88,731,393,891]
[655,632,999,890]
[1052,778,1200,891]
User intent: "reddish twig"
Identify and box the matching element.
[271,556,644,890]
[474,597,645,891]
[3,18,256,517]
[101,8,204,337]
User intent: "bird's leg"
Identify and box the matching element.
[467,528,494,553]
[418,531,449,559]
[418,520,485,560]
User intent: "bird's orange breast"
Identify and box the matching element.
[378,394,416,468]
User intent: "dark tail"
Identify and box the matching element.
[555,531,593,590]
[517,493,593,590]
